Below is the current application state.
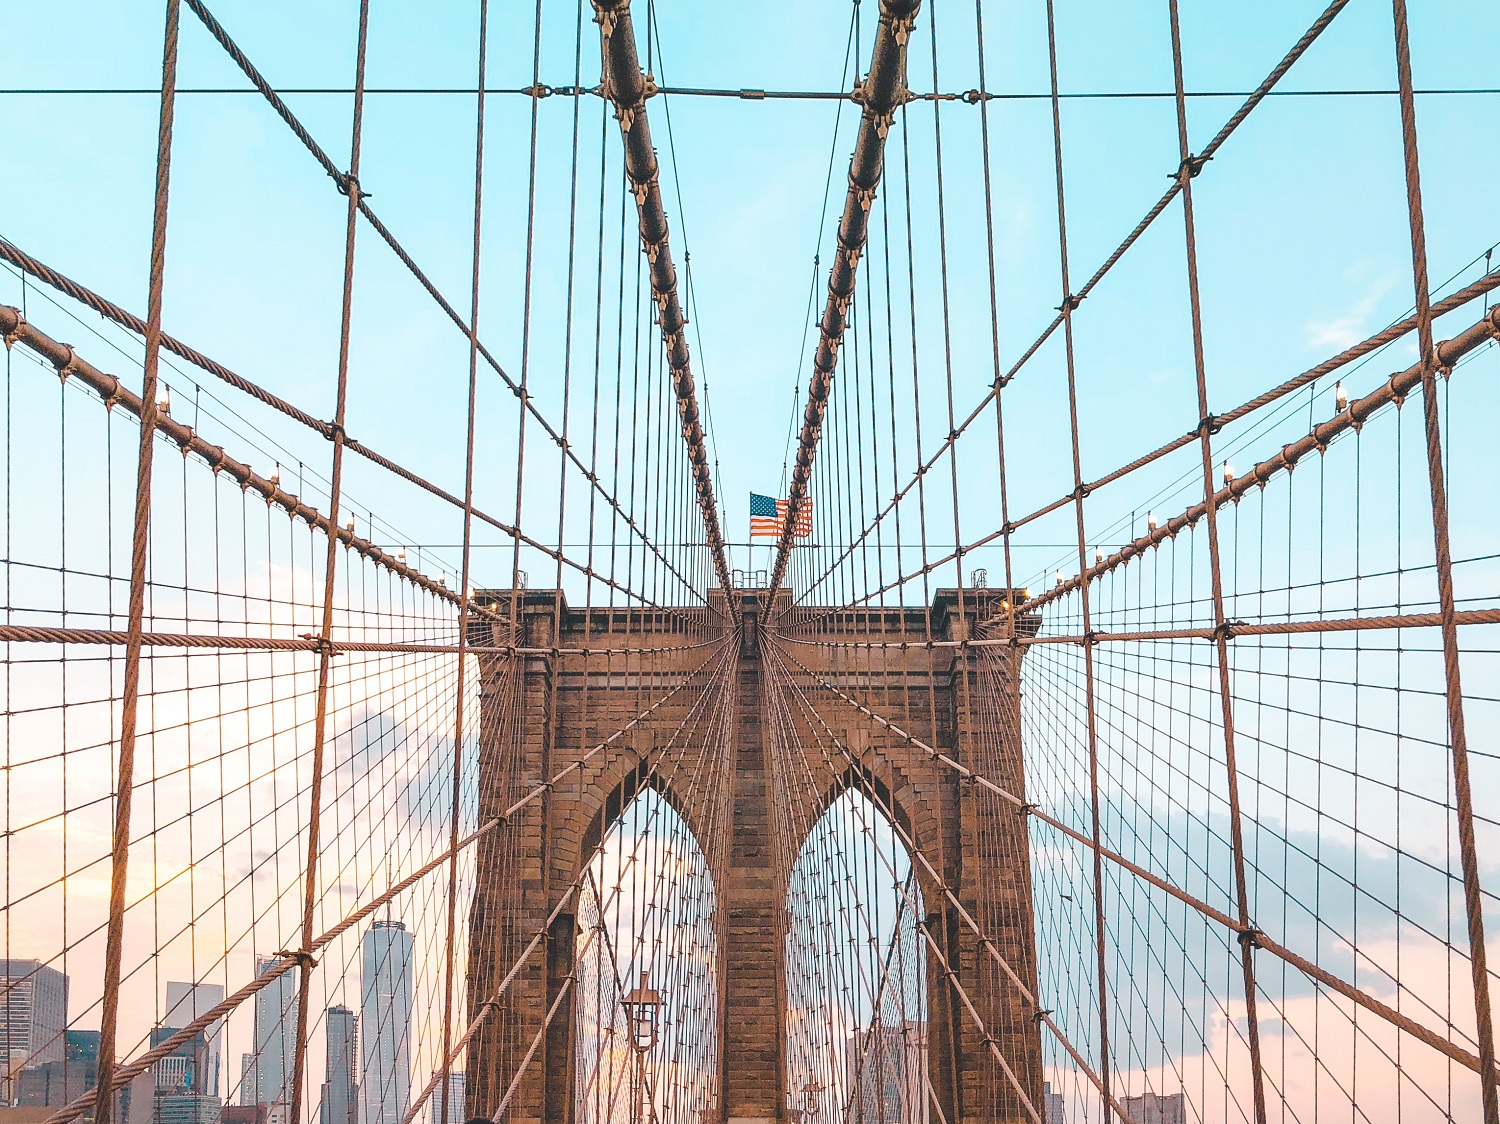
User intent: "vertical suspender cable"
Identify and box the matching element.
[1163,2,1270,1119]
[768,0,921,603]
[1389,2,1499,1120]
[439,4,491,1123]
[592,0,735,607]
[93,5,181,1123]
[290,5,372,1123]
[1042,0,1124,1110]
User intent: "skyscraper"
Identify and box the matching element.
[845,1021,927,1124]
[319,1006,358,1124]
[1,961,68,1101]
[147,1026,222,1124]
[1042,1081,1065,1124]
[152,983,225,1124]
[241,957,295,1121]
[358,922,413,1124]
[427,1072,463,1124]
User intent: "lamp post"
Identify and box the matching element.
[800,1081,824,1124]
[622,972,663,1124]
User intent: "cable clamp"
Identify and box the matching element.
[1214,619,1245,642]
[1429,344,1453,379]
[1033,1007,1053,1023]
[961,89,986,105]
[56,344,81,381]
[1237,926,1263,950]
[1072,482,1091,501]
[1197,413,1222,437]
[298,633,343,658]
[1056,293,1082,313]
[1019,802,1040,818]
[1174,153,1211,181]
[2,311,26,350]
[277,948,318,969]
[334,171,365,200]
[522,83,554,99]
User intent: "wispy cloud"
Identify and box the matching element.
[1305,276,1396,351]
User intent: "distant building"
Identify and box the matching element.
[1042,1081,1064,1124]
[144,984,225,1124]
[1119,1092,1186,1124]
[238,1056,255,1108]
[162,984,225,1095]
[427,1072,463,1124]
[146,1027,221,1124]
[66,1032,100,1063]
[319,1006,358,1124]
[1,962,68,1102]
[358,922,413,1124]
[846,1021,927,1124]
[15,1030,100,1110]
[241,959,295,1123]
[221,1107,269,1124]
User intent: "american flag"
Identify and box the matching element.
[749,492,813,539]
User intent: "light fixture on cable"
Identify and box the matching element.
[622,971,663,1053]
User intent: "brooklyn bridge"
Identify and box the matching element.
[1,1,1497,1122]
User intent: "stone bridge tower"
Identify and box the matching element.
[464,587,1043,1124]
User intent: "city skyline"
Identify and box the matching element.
[0,935,420,1124]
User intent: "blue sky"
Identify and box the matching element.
[4,0,1497,599]
[4,4,1500,1117]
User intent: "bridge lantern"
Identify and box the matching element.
[622,971,664,1053]
[799,1081,824,1117]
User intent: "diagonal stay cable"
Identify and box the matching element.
[762,647,1045,1124]
[765,633,1500,1080]
[591,0,735,602]
[177,0,711,611]
[768,0,922,600]
[37,635,733,1124]
[766,641,1138,1124]
[1015,302,1500,622]
[412,641,736,1124]
[0,300,695,617]
[790,0,1354,610]
[791,265,1500,627]
[0,302,468,609]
